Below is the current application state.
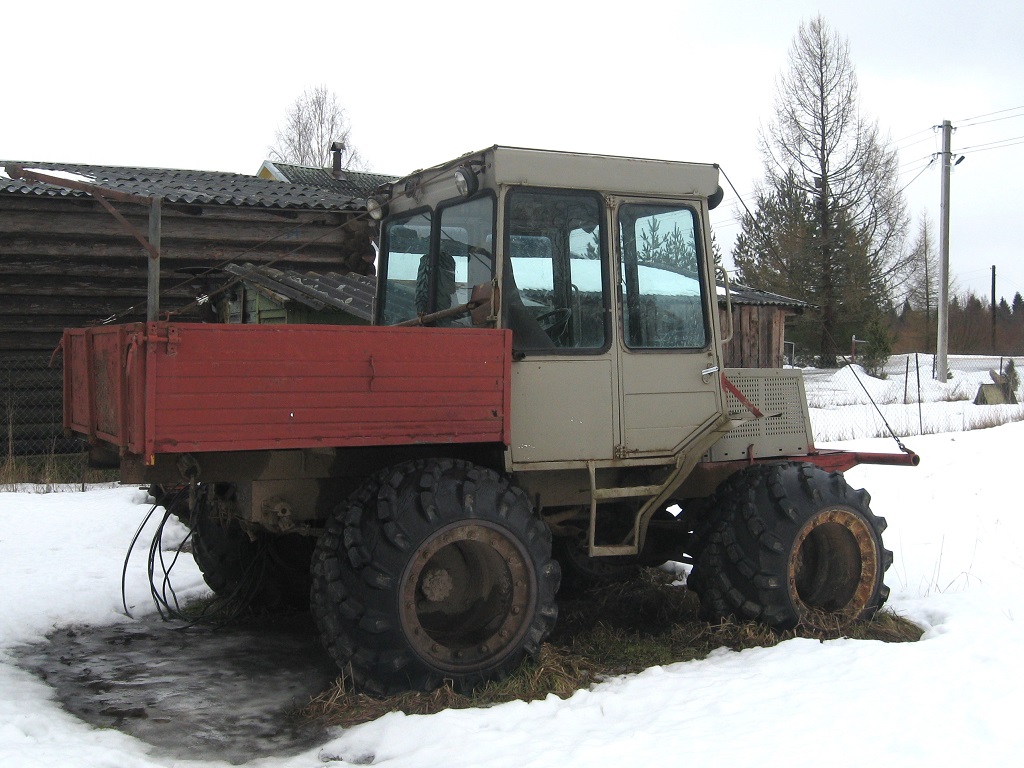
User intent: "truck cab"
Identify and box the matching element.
[370,146,734,556]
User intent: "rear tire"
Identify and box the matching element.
[688,463,891,630]
[311,459,560,694]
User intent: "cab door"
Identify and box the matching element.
[503,187,618,464]
[613,200,723,456]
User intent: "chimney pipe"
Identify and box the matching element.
[330,141,346,181]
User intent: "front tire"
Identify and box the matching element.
[688,463,891,631]
[311,459,560,694]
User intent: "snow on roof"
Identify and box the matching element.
[21,167,95,185]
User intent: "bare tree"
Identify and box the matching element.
[906,212,939,351]
[738,15,909,364]
[269,85,363,169]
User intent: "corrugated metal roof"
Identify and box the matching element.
[223,262,375,321]
[260,161,396,197]
[0,161,365,211]
[723,283,811,310]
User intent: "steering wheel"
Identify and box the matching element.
[536,308,572,343]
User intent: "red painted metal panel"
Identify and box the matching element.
[63,325,133,447]
[64,322,512,460]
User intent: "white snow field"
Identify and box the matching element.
[2,424,1024,766]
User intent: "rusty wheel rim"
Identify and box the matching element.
[399,521,536,673]
[788,507,880,626]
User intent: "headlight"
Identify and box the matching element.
[454,165,479,197]
[366,196,387,221]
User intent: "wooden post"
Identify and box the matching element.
[147,198,162,322]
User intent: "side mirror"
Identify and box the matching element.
[708,185,725,210]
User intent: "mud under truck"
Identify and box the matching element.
[62,146,918,694]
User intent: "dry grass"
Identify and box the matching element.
[0,449,117,490]
[302,569,922,728]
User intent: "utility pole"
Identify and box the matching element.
[991,264,997,353]
[935,120,952,381]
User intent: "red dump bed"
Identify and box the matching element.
[63,322,512,463]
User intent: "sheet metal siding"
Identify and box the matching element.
[66,323,512,457]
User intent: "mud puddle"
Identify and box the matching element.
[14,613,340,764]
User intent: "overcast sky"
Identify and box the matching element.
[4,0,1022,302]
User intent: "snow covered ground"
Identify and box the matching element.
[3,424,1024,766]
[805,354,1024,440]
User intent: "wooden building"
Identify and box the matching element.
[718,283,808,369]
[0,160,392,454]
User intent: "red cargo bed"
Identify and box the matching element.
[63,322,512,463]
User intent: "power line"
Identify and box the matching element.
[898,157,937,193]
[893,126,934,145]
[895,133,937,152]
[957,112,1024,130]
[954,104,1024,124]
[898,152,937,173]
[958,134,1024,152]
[962,139,1024,155]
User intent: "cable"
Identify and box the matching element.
[958,134,1024,152]
[120,497,163,617]
[955,104,1024,125]
[824,328,915,457]
[119,484,264,627]
[957,113,1024,130]
[898,152,937,173]
[894,133,937,152]
[965,139,1024,155]
[892,126,934,146]
[897,157,937,193]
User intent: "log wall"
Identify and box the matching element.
[0,193,374,455]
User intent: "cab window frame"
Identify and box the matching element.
[376,191,497,326]
[501,186,611,355]
[616,200,711,352]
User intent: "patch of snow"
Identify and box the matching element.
[20,167,95,186]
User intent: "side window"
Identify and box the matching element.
[378,197,494,326]
[504,189,606,351]
[437,196,495,327]
[618,204,708,349]
[380,210,431,325]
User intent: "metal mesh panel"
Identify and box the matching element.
[709,369,812,461]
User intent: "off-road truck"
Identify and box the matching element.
[63,145,918,694]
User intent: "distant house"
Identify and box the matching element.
[257,158,394,198]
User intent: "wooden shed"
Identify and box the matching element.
[0,160,392,455]
[718,283,808,369]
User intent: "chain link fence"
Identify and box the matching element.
[805,353,1024,443]
[0,351,95,485]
